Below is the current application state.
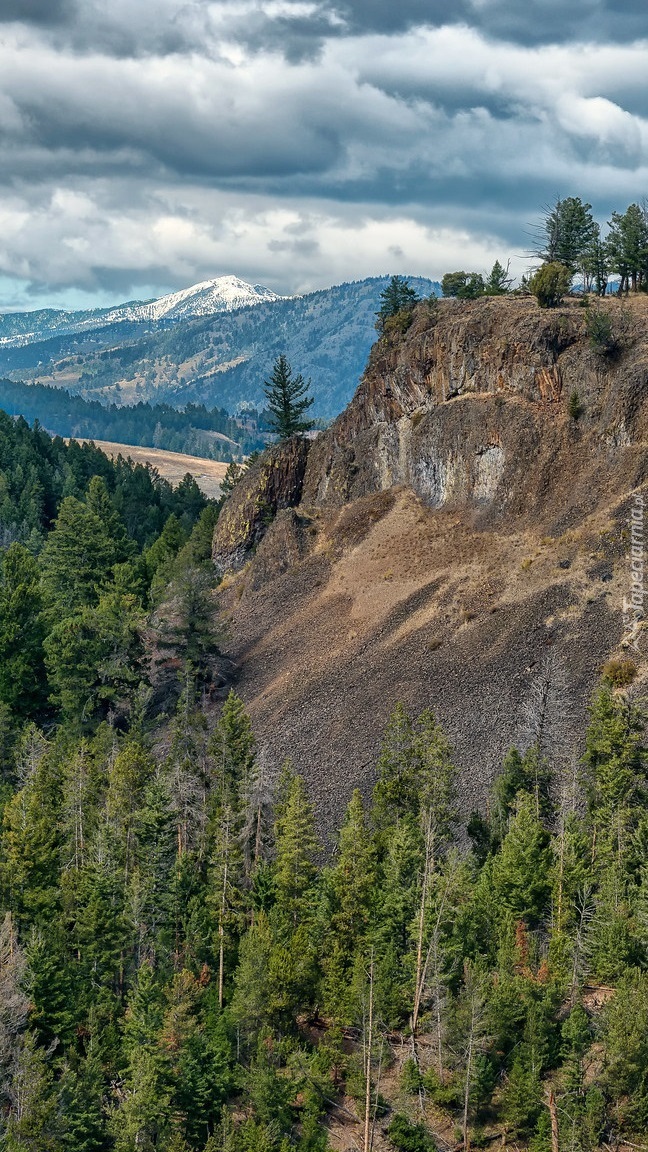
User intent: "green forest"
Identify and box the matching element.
[0,380,265,461]
[2,406,648,1151]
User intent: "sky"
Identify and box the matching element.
[0,0,647,310]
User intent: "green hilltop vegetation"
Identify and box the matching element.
[440,196,648,302]
[2,349,648,1151]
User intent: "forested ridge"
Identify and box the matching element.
[2,407,648,1151]
[0,278,438,420]
[0,380,265,462]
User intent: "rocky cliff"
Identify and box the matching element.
[212,437,310,574]
[214,294,648,829]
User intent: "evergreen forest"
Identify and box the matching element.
[0,380,265,462]
[1,407,648,1151]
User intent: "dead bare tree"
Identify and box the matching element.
[519,651,570,765]
[0,914,29,1111]
[240,745,275,880]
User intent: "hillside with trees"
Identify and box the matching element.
[2,205,648,1149]
[1,450,648,1151]
[0,379,265,462]
[2,294,648,1151]
[441,197,648,305]
[0,278,439,422]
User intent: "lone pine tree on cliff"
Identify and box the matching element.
[263,354,314,440]
[375,274,420,331]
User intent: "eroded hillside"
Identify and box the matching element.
[214,294,648,824]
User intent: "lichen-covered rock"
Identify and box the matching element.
[212,437,310,574]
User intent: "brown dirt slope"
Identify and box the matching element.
[216,295,648,829]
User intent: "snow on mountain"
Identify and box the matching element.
[103,276,285,324]
[0,276,287,347]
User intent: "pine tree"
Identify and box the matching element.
[0,544,46,717]
[371,703,418,835]
[111,963,171,1151]
[105,742,155,881]
[0,914,29,1117]
[273,768,319,929]
[375,276,420,332]
[262,355,314,440]
[151,565,221,684]
[452,961,492,1152]
[58,1047,106,1152]
[85,475,133,561]
[584,685,646,829]
[40,495,123,616]
[322,790,375,1021]
[0,736,62,927]
[210,691,256,812]
[371,818,420,1026]
[144,513,188,591]
[537,197,598,276]
[43,587,143,721]
[484,260,512,295]
[163,681,210,861]
[268,768,320,1024]
[605,203,648,292]
[159,970,232,1147]
[491,795,552,927]
[209,799,245,1008]
[3,1031,63,1152]
[129,780,177,965]
[602,969,648,1129]
[230,911,274,1037]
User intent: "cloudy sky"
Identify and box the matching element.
[0,0,647,309]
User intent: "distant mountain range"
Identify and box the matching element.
[0,276,283,347]
[0,275,440,420]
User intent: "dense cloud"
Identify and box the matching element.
[0,0,646,306]
[0,0,71,25]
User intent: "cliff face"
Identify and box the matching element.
[215,295,648,831]
[212,436,310,573]
[303,294,648,523]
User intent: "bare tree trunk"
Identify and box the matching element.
[432,938,444,1075]
[254,804,263,867]
[546,1089,559,1152]
[556,817,565,932]
[412,809,434,1034]
[218,811,231,1009]
[463,1020,474,1152]
[371,1036,385,1144]
[364,955,374,1152]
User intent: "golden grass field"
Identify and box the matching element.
[70,439,229,498]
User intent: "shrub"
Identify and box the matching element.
[400,1057,423,1094]
[585,308,618,357]
[602,658,638,687]
[568,390,583,420]
[422,1066,461,1107]
[381,310,415,338]
[529,262,572,308]
[387,1114,435,1152]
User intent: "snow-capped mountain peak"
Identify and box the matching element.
[105,275,284,324]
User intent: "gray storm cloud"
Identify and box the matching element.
[0,0,647,305]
